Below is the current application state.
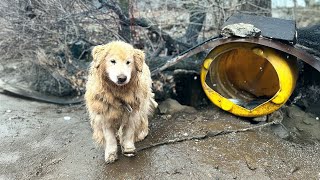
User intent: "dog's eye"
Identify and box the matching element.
[126,61,131,65]
[110,60,116,64]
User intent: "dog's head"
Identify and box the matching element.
[92,41,145,86]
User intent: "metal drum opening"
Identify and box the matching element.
[205,47,280,110]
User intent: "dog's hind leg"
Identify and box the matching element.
[135,97,153,142]
[102,120,118,163]
[135,115,149,142]
[120,113,137,157]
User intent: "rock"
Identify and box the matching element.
[268,110,284,123]
[290,166,300,174]
[221,23,261,38]
[245,155,257,170]
[294,126,304,132]
[283,106,301,119]
[6,109,12,113]
[158,98,196,114]
[302,118,313,125]
[270,124,290,139]
[252,116,267,122]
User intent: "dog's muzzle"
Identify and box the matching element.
[117,74,127,84]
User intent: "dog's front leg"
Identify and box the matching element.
[103,122,118,163]
[120,113,137,157]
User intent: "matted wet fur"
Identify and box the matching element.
[84,41,157,163]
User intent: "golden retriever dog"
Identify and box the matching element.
[84,41,157,163]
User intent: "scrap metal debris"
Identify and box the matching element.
[0,80,83,105]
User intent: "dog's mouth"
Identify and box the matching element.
[108,78,128,86]
[116,81,128,86]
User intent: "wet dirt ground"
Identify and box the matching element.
[1,93,320,180]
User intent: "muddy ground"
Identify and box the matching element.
[0,93,320,180]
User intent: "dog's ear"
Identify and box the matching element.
[91,45,106,68]
[133,49,145,72]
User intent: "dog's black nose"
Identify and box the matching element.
[117,75,127,84]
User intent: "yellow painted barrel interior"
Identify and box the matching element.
[200,42,298,117]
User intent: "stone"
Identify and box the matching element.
[252,116,267,122]
[268,110,284,123]
[158,98,196,114]
[303,119,313,125]
[245,155,257,170]
[221,23,261,38]
[270,124,290,139]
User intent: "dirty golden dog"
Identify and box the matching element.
[85,41,157,163]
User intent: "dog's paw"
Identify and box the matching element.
[105,151,118,164]
[136,129,148,142]
[122,147,136,157]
